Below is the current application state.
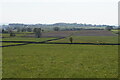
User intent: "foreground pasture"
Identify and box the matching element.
[2,44,118,78]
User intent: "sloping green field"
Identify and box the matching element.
[2,42,23,46]
[2,37,55,42]
[2,32,118,78]
[50,36,118,44]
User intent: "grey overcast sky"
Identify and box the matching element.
[0,0,119,25]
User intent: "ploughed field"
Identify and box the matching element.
[74,30,117,36]
[24,30,117,38]
[25,31,77,38]
[1,30,118,78]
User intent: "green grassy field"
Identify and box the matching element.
[1,31,119,78]
[2,37,56,47]
[2,37,55,42]
[2,44,118,78]
[50,36,118,44]
[111,30,120,34]
[2,33,25,37]
[2,42,24,46]
[2,32,33,38]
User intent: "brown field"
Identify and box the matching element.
[25,30,117,38]
[74,30,117,36]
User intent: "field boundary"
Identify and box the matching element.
[1,37,66,47]
[1,41,120,47]
[1,34,120,47]
[46,42,120,45]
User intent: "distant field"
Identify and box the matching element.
[74,30,117,36]
[2,42,24,46]
[25,31,78,38]
[50,36,118,44]
[2,30,117,38]
[2,32,34,38]
[111,30,120,34]
[2,33,25,38]
[79,26,105,29]
[2,37,55,42]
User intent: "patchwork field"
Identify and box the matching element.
[1,30,119,78]
[74,30,117,36]
[23,30,117,38]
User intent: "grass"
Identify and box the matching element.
[50,36,118,44]
[111,30,120,34]
[2,32,34,38]
[2,44,118,78]
[2,42,24,46]
[2,37,55,42]
[2,33,25,37]
[2,32,118,78]
[2,37,56,46]
[2,34,10,37]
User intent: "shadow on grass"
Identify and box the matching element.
[46,42,120,45]
[1,42,120,47]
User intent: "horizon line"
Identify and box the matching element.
[0,22,118,26]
